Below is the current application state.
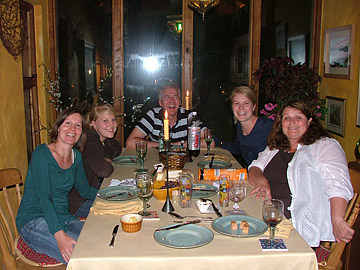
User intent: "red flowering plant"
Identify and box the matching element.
[253,57,327,120]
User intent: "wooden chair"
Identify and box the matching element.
[318,163,360,270]
[0,168,66,269]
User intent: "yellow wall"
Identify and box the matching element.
[319,0,360,162]
[0,0,52,176]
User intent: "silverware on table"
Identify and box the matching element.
[209,156,215,169]
[155,220,201,231]
[109,224,119,247]
[168,212,213,220]
[200,198,222,217]
[173,219,213,223]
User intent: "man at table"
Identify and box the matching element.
[126,83,214,149]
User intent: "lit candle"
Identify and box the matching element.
[164,110,169,140]
[185,91,190,110]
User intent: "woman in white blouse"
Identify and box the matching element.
[248,100,354,247]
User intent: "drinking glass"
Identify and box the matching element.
[135,141,148,169]
[136,171,153,216]
[230,181,246,210]
[262,199,284,242]
[204,128,214,156]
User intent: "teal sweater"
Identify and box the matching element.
[16,144,97,235]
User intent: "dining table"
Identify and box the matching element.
[67,147,318,270]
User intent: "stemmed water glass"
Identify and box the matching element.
[230,181,246,211]
[135,141,147,170]
[262,199,284,243]
[136,170,153,216]
[204,128,214,156]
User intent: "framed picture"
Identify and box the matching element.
[287,34,308,64]
[324,24,355,79]
[326,96,345,136]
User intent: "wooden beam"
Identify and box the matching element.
[112,0,124,145]
[182,0,193,109]
[310,0,322,73]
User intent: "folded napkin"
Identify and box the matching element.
[263,219,294,238]
[109,178,136,187]
[90,201,142,216]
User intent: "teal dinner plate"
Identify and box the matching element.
[97,186,137,201]
[154,224,213,249]
[197,160,232,169]
[112,156,139,166]
[192,183,218,198]
[212,215,267,238]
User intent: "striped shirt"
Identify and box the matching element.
[135,107,204,143]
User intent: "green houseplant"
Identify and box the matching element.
[253,57,326,120]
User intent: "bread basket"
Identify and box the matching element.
[159,150,187,170]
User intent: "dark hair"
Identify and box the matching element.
[268,100,331,150]
[50,107,87,151]
[158,83,181,100]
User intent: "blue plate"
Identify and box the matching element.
[192,183,218,198]
[97,186,137,201]
[154,224,214,249]
[112,156,139,166]
[197,160,232,169]
[212,215,267,238]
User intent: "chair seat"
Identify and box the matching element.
[15,237,62,267]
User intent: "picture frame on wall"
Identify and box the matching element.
[326,96,345,137]
[324,24,355,79]
[287,34,308,64]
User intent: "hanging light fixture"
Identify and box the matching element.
[187,0,220,21]
[166,15,183,40]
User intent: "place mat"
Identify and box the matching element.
[263,219,293,238]
[90,201,142,216]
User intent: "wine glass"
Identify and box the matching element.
[262,199,284,243]
[204,128,214,156]
[135,140,147,169]
[136,171,153,216]
[230,181,246,211]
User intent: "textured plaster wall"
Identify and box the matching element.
[319,0,360,162]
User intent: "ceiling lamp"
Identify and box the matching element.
[187,0,220,21]
[166,15,183,39]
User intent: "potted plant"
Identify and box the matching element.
[253,57,326,120]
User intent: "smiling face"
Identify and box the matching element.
[158,87,180,118]
[92,112,117,142]
[231,93,256,123]
[281,107,312,146]
[57,113,83,146]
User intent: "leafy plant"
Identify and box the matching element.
[253,57,326,120]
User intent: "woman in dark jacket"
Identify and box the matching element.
[69,103,122,217]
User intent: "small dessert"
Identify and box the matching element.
[231,220,237,231]
[240,220,249,234]
[129,216,138,222]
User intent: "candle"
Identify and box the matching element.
[164,110,169,140]
[185,91,190,110]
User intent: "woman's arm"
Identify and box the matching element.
[248,166,272,199]
[330,197,354,243]
[54,230,76,263]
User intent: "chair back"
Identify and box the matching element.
[318,163,360,270]
[0,168,23,268]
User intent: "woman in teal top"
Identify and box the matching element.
[16,108,97,264]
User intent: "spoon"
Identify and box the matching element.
[168,212,212,220]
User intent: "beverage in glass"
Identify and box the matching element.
[178,172,193,208]
[219,176,229,207]
[135,140,148,169]
[136,171,153,216]
[262,199,284,242]
[230,180,246,210]
[204,128,214,156]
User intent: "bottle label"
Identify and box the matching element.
[188,127,200,150]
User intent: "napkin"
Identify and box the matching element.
[156,170,183,181]
[90,201,142,216]
[263,219,294,238]
[109,178,136,187]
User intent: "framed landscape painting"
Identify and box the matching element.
[326,96,345,137]
[324,24,355,79]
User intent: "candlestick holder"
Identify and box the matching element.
[161,139,175,213]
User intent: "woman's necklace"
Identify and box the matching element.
[286,148,297,153]
[53,144,71,160]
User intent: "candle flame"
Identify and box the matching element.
[165,110,168,119]
[186,90,189,97]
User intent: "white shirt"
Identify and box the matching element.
[249,138,353,246]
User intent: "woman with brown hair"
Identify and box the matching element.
[248,100,354,247]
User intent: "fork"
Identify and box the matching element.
[168,212,213,220]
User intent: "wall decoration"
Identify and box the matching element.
[287,34,307,64]
[324,24,355,79]
[326,96,345,137]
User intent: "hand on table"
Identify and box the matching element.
[54,230,76,263]
[248,179,272,199]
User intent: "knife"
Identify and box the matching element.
[201,198,222,217]
[209,156,215,169]
[155,220,201,231]
[109,224,119,247]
